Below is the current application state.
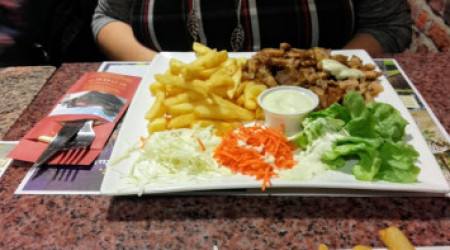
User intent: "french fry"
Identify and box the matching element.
[351,246,372,250]
[194,104,235,120]
[211,94,255,121]
[191,119,217,128]
[156,73,210,97]
[167,113,196,129]
[169,59,187,75]
[244,83,267,110]
[155,74,185,88]
[215,121,240,136]
[165,85,186,96]
[236,94,245,106]
[192,119,239,136]
[200,49,228,68]
[236,57,247,66]
[216,58,238,76]
[318,244,328,250]
[145,90,165,121]
[181,64,204,81]
[166,102,194,116]
[147,117,167,133]
[208,72,235,88]
[190,79,211,96]
[211,86,232,98]
[197,66,220,79]
[255,107,265,120]
[235,80,251,97]
[164,91,202,107]
[379,226,415,250]
[164,93,190,107]
[244,99,257,110]
[229,65,242,98]
[149,82,165,95]
[193,42,211,56]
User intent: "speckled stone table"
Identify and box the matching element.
[0,55,449,249]
[0,66,55,139]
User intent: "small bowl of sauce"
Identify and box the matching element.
[258,86,319,136]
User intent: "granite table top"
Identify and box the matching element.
[0,66,55,140]
[0,53,449,249]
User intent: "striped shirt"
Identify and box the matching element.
[92,0,412,53]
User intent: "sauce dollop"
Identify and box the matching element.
[321,59,364,80]
[261,89,315,114]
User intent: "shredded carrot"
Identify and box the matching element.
[140,136,150,149]
[213,124,297,191]
[197,138,206,151]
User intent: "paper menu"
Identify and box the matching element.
[8,72,141,166]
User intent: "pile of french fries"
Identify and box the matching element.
[145,42,267,135]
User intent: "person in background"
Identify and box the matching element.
[92,0,412,61]
[0,0,32,66]
[1,0,105,66]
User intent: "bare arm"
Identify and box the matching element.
[343,33,384,57]
[92,0,157,61]
[96,21,157,61]
[349,0,412,55]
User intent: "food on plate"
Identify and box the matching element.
[145,42,267,135]
[321,59,364,80]
[379,226,415,250]
[214,124,297,190]
[242,43,383,109]
[295,91,420,183]
[125,126,232,195]
[119,43,421,195]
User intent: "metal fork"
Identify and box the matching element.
[32,120,96,180]
[61,120,96,150]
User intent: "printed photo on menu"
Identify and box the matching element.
[49,90,127,122]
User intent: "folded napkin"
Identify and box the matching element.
[9,72,141,165]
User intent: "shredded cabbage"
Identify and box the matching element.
[280,132,344,181]
[125,126,232,194]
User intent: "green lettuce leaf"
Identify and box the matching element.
[307,103,351,123]
[344,109,377,138]
[352,150,382,181]
[343,90,366,118]
[367,102,409,142]
[375,141,420,183]
[321,136,382,181]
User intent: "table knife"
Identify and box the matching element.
[31,119,88,178]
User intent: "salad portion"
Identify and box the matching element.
[294,91,420,183]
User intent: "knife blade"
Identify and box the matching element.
[31,119,88,178]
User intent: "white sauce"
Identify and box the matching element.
[321,59,364,80]
[261,89,315,114]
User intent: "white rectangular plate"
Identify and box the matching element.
[100,50,450,196]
